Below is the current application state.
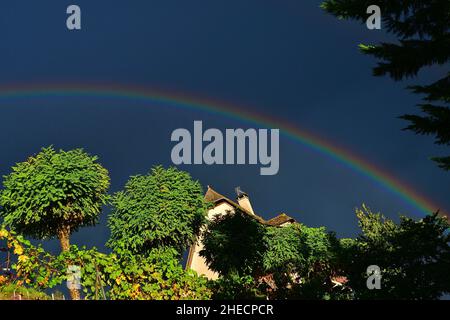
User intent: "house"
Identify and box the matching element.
[186,186,296,279]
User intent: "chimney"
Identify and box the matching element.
[235,187,255,215]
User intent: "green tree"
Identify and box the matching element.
[321,0,450,170]
[200,209,266,277]
[107,166,208,256]
[0,147,110,299]
[201,210,344,299]
[263,224,346,299]
[340,205,450,299]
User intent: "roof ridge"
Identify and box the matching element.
[204,186,296,227]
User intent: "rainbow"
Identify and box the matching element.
[0,83,445,218]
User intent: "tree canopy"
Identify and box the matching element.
[0,146,110,248]
[321,0,450,170]
[200,210,266,277]
[201,205,450,299]
[340,205,450,299]
[200,209,343,299]
[0,146,110,300]
[107,166,208,256]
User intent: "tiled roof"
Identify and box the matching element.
[205,186,296,226]
[266,213,296,226]
[204,186,225,203]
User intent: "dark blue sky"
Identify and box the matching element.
[0,1,448,252]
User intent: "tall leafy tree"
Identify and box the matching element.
[321,0,450,170]
[200,209,266,277]
[340,205,450,299]
[201,210,343,299]
[107,166,208,257]
[0,146,110,299]
[261,224,344,299]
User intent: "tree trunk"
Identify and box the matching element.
[58,227,70,252]
[57,226,80,300]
